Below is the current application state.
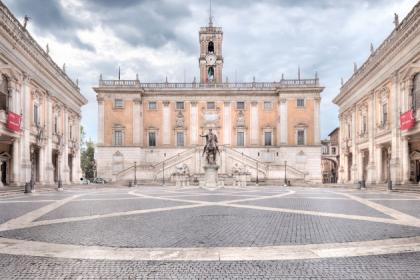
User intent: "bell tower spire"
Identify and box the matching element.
[209,0,213,27]
[199,1,223,84]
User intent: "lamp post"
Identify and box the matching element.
[162,153,166,186]
[284,160,287,187]
[256,152,260,186]
[133,161,137,186]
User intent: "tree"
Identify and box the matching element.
[80,125,95,179]
[81,140,95,179]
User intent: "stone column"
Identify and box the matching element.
[314,97,320,145]
[11,138,20,186]
[190,101,198,145]
[21,74,31,184]
[139,100,144,146]
[250,101,259,145]
[74,116,82,182]
[133,98,141,145]
[45,94,54,184]
[390,72,401,184]
[401,136,410,184]
[338,115,345,183]
[162,101,171,145]
[376,145,383,184]
[279,98,287,145]
[351,108,358,183]
[97,97,104,145]
[367,93,376,184]
[223,101,231,146]
[62,109,69,183]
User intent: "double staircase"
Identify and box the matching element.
[114,146,308,185]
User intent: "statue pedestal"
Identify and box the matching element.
[203,164,219,189]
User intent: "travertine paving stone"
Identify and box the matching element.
[2,205,420,247]
[0,252,420,280]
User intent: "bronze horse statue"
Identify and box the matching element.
[200,128,220,165]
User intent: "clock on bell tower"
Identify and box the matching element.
[199,11,223,84]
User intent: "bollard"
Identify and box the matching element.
[24,182,32,193]
[388,180,393,191]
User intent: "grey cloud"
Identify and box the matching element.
[85,0,192,49]
[4,0,95,51]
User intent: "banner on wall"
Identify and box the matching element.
[400,109,416,130]
[6,111,21,132]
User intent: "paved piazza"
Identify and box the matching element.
[0,186,420,279]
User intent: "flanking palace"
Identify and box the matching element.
[0,1,87,188]
[334,2,420,186]
[94,17,324,185]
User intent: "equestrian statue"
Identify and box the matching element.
[200,128,220,165]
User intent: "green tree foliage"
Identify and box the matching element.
[81,141,95,179]
[80,126,96,179]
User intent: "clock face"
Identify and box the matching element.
[206,54,216,66]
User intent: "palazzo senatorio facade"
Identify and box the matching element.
[333,2,420,186]
[0,2,87,187]
[94,19,324,184]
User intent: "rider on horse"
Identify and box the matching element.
[200,128,220,163]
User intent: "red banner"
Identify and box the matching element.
[400,109,416,130]
[6,112,22,132]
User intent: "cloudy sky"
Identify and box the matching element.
[3,0,418,141]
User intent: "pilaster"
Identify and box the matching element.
[223,101,231,146]
[162,101,171,145]
[313,97,320,145]
[190,101,198,145]
[279,98,288,145]
[250,101,259,145]
[97,96,104,145]
[133,98,141,145]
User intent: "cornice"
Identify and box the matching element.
[334,2,420,105]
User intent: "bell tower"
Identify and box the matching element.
[199,1,223,84]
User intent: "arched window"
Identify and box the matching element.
[413,73,420,109]
[208,41,214,53]
[0,75,8,111]
[208,67,214,81]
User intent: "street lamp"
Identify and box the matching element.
[256,152,260,186]
[284,160,287,187]
[133,161,137,186]
[162,153,166,186]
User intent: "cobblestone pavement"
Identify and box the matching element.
[0,186,419,279]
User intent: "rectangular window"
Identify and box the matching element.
[236,101,245,110]
[114,99,124,109]
[362,116,367,134]
[332,147,336,155]
[207,101,215,110]
[264,132,272,146]
[148,132,156,147]
[33,104,39,125]
[69,125,73,140]
[148,101,157,110]
[176,102,184,110]
[297,130,305,145]
[297,99,305,108]
[114,130,123,146]
[264,101,272,110]
[382,103,388,126]
[237,131,244,146]
[176,132,184,147]
[54,116,58,133]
